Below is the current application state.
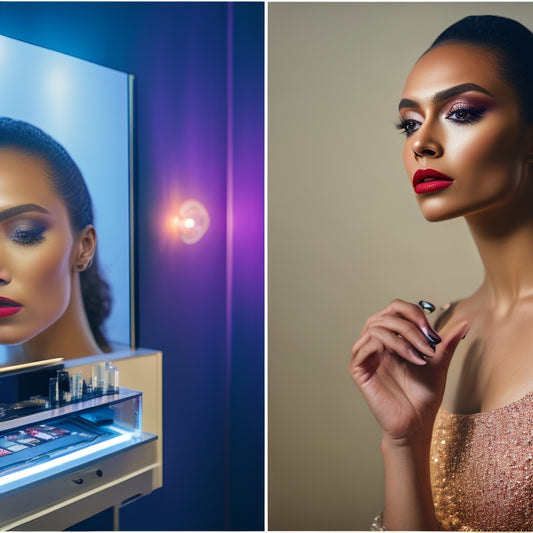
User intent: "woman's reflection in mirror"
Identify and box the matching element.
[0,117,111,362]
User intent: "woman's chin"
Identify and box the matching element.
[419,208,459,223]
[0,337,32,348]
[417,198,474,222]
[0,328,47,349]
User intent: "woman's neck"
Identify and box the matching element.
[466,179,533,314]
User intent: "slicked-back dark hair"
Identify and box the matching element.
[427,15,533,123]
[0,117,112,351]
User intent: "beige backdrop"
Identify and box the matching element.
[268,2,533,530]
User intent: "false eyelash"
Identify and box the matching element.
[394,116,406,131]
[10,226,46,246]
[445,106,485,125]
[394,107,486,135]
[394,116,418,135]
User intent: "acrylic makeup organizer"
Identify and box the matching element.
[0,348,162,531]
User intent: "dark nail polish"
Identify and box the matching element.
[418,300,436,314]
[421,326,442,345]
[414,348,427,361]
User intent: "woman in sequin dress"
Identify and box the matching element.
[350,15,533,531]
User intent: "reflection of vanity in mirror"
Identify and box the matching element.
[0,35,162,530]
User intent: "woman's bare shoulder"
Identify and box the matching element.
[432,292,482,331]
[433,301,460,331]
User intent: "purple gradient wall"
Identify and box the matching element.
[0,2,264,530]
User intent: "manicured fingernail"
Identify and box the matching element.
[409,348,427,365]
[414,348,428,361]
[421,326,441,345]
[418,300,436,314]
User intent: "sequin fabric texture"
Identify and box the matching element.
[430,393,533,531]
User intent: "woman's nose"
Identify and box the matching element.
[411,124,443,159]
[0,263,12,286]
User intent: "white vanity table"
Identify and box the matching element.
[0,348,162,531]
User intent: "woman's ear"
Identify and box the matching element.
[73,225,97,272]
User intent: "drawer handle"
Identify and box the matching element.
[72,469,103,484]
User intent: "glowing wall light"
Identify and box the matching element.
[170,199,210,244]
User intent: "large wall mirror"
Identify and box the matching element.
[0,34,132,365]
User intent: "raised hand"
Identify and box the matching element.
[350,299,469,443]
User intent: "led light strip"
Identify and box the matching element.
[0,427,133,487]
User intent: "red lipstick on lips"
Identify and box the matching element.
[0,297,23,318]
[413,169,454,194]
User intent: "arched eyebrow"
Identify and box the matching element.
[398,82,494,111]
[0,204,51,224]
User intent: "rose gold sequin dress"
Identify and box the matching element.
[430,393,533,531]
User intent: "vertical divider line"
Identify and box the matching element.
[263,4,269,529]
